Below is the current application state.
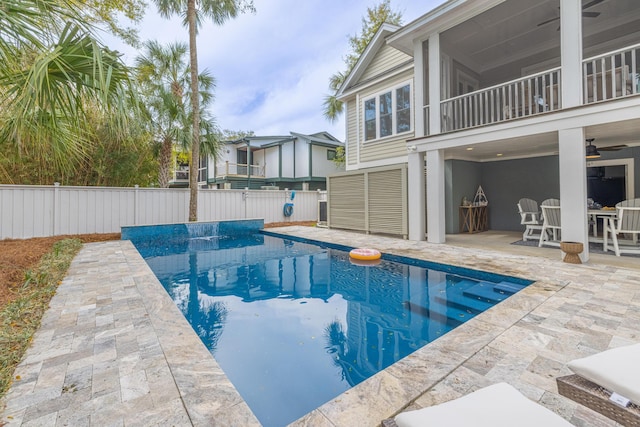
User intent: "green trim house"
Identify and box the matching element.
[208,131,344,190]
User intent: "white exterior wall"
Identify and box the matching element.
[295,140,310,177]
[311,145,342,177]
[0,184,323,239]
[265,146,280,179]
[211,144,238,177]
[253,150,265,169]
[281,142,294,178]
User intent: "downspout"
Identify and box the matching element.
[279,144,282,179]
[246,139,251,189]
[308,142,313,183]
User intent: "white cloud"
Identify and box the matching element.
[104,1,444,141]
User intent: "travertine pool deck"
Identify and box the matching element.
[2,227,639,426]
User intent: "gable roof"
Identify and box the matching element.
[224,132,343,149]
[336,23,401,98]
[290,131,344,147]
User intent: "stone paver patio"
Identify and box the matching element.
[1,226,639,426]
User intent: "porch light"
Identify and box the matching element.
[585,139,600,159]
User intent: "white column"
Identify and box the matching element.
[408,151,426,241]
[558,127,590,261]
[560,0,583,108]
[426,149,445,243]
[413,39,425,137]
[428,34,441,135]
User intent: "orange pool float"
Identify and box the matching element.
[349,248,381,261]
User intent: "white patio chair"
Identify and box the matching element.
[538,198,561,247]
[603,198,640,256]
[517,198,543,241]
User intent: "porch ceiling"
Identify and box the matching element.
[440,0,640,74]
[444,117,640,162]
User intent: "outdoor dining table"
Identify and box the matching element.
[588,208,618,238]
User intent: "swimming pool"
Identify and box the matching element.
[127,223,532,427]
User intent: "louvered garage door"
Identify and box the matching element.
[327,174,366,231]
[368,169,406,235]
[327,165,407,237]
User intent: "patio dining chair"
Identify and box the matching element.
[603,198,640,256]
[538,198,561,247]
[517,198,543,241]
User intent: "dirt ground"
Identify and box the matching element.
[0,221,315,309]
[0,233,121,308]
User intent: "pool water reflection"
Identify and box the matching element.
[132,233,530,427]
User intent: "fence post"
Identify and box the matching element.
[243,187,249,219]
[134,185,139,225]
[53,182,60,236]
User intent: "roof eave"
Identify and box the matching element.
[336,23,401,98]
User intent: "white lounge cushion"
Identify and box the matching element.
[394,382,571,427]
[568,343,640,406]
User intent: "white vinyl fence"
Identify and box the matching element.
[0,184,324,239]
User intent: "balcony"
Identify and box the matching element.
[433,43,640,134]
[440,68,561,133]
[216,161,265,178]
[583,43,640,104]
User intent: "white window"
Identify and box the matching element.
[363,82,412,141]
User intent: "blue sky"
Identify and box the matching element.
[103,0,445,141]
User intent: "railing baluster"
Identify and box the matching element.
[621,52,627,96]
[591,60,597,102]
[611,54,617,99]
[600,57,606,100]
[632,49,637,95]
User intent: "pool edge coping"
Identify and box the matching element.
[126,231,551,427]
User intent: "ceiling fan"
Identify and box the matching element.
[537,0,605,28]
[585,138,628,158]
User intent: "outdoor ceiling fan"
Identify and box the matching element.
[585,138,628,159]
[537,0,604,28]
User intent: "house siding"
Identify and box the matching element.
[360,44,412,82]
[346,99,358,166]
[265,147,280,179]
[357,71,415,164]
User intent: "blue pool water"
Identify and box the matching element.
[129,226,532,427]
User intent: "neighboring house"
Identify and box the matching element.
[334,0,640,260]
[208,132,344,190]
[169,155,208,188]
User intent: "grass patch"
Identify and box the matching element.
[0,239,82,397]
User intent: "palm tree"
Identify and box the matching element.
[0,0,137,183]
[136,41,220,188]
[136,41,190,187]
[153,0,255,221]
[322,0,402,122]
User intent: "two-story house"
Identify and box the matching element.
[208,131,344,190]
[333,0,640,261]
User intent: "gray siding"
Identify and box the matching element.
[445,148,640,234]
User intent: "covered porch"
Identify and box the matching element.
[407,100,640,262]
[388,0,640,138]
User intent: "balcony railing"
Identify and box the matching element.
[216,161,265,178]
[583,43,640,104]
[440,68,561,132]
[172,167,207,183]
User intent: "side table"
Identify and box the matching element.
[459,205,488,233]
